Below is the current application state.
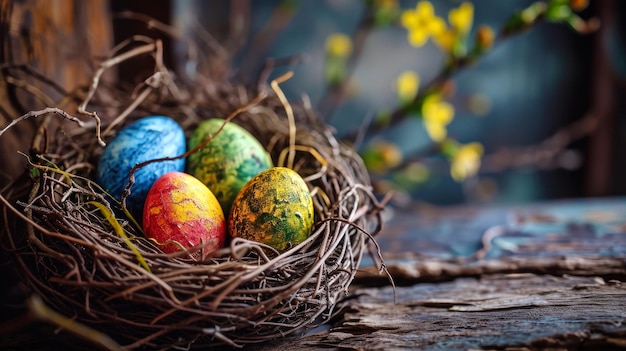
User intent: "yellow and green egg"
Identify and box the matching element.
[229,167,315,251]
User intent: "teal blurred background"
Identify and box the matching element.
[113,0,626,207]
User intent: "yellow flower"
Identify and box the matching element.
[422,94,454,142]
[325,33,353,58]
[400,1,446,47]
[476,24,495,50]
[433,2,474,53]
[448,1,474,34]
[402,162,430,184]
[361,140,403,174]
[432,28,456,52]
[396,70,420,103]
[450,142,483,181]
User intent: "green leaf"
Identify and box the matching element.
[545,3,573,22]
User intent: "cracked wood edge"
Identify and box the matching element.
[355,256,626,286]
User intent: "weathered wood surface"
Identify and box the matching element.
[251,198,626,350]
[358,197,626,285]
[252,275,626,351]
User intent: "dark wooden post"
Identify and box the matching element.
[585,0,617,196]
[0,0,113,186]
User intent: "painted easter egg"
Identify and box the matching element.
[187,118,273,215]
[96,116,186,219]
[228,167,315,251]
[143,172,226,257]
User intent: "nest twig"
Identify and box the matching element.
[0,33,389,350]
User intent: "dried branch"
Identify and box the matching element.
[317,5,376,120]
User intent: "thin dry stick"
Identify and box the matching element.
[0,108,85,138]
[100,41,166,136]
[78,39,157,117]
[270,71,297,169]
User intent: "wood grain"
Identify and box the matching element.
[0,0,113,187]
[252,274,626,351]
[250,200,626,350]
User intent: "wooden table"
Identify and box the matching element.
[252,197,626,350]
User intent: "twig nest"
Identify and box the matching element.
[1,91,386,350]
[0,36,387,350]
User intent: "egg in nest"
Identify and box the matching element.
[143,172,226,258]
[187,118,273,216]
[228,167,315,251]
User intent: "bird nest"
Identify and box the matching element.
[0,37,389,349]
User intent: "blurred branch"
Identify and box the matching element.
[369,112,597,201]
[481,113,597,173]
[317,4,376,120]
[340,0,599,143]
[224,0,250,54]
[242,0,298,81]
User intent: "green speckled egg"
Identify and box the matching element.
[187,119,273,215]
[229,167,315,251]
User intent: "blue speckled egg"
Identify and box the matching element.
[96,116,186,219]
